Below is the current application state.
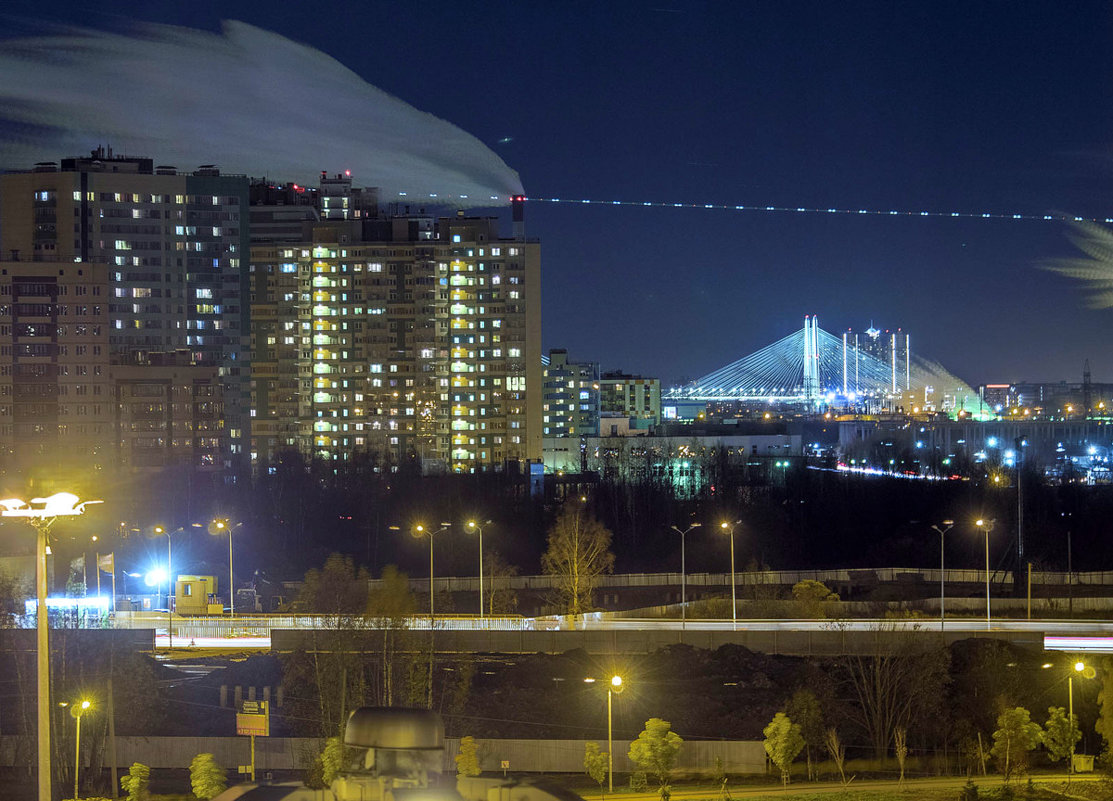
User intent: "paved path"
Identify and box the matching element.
[586,773,1104,801]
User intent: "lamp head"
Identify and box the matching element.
[942,520,954,526]
[976,519,985,527]
[80,700,91,710]
[611,675,622,688]
[720,521,729,530]
[1075,661,1086,672]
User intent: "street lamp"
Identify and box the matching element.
[929,520,954,632]
[196,519,242,621]
[70,699,92,799]
[153,525,183,649]
[413,523,451,623]
[1068,660,1095,776]
[607,675,624,793]
[720,520,741,630]
[975,519,996,630]
[466,520,492,618]
[669,523,701,629]
[0,492,101,801]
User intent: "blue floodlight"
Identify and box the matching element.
[987,437,999,448]
[144,568,166,587]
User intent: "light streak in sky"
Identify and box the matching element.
[0,20,523,201]
[518,196,1113,223]
[1040,220,1113,308]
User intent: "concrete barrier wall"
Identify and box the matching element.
[271,627,1036,656]
[0,736,766,774]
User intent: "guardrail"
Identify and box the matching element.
[112,612,538,638]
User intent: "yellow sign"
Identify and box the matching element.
[236,700,269,736]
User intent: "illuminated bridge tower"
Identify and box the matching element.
[802,315,820,404]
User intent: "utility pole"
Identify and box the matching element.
[1015,437,1025,596]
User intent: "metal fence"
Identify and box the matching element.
[0,735,766,774]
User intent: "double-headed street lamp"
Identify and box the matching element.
[670,523,701,629]
[975,518,996,630]
[413,523,451,623]
[1,492,101,801]
[153,525,184,648]
[466,519,492,618]
[195,519,242,620]
[720,520,741,630]
[929,520,954,632]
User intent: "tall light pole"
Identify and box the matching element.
[413,523,451,623]
[70,699,92,799]
[720,520,741,630]
[670,523,701,629]
[1,492,101,801]
[607,675,624,793]
[466,520,491,618]
[976,518,996,630]
[199,519,241,621]
[1069,660,1094,776]
[929,520,954,632]
[153,525,183,648]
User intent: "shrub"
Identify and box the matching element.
[120,762,150,801]
[190,753,227,800]
[629,771,648,792]
[959,778,978,801]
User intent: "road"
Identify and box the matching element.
[147,616,1113,652]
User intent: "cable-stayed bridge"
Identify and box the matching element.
[667,316,980,410]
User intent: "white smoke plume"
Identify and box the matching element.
[0,20,523,201]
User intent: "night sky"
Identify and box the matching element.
[7,1,1113,386]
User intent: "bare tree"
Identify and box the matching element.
[541,503,615,614]
[368,565,415,706]
[839,624,949,759]
[824,728,848,786]
[894,726,908,785]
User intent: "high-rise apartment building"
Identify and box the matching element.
[542,349,599,437]
[0,261,112,478]
[600,370,661,425]
[249,182,540,473]
[0,149,251,467]
[841,324,910,394]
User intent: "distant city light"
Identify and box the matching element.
[24,596,111,614]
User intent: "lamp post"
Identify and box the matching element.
[670,523,701,629]
[0,492,100,801]
[198,519,241,621]
[1068,660,1095,776]
[153,525,183,648]
[70,699,92,799]
[466,520,491,618]
[720,520,741,630]
[413,523,451,623]
[975,518,996,630]
[929,520,954,632]
[607,675,623,793]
